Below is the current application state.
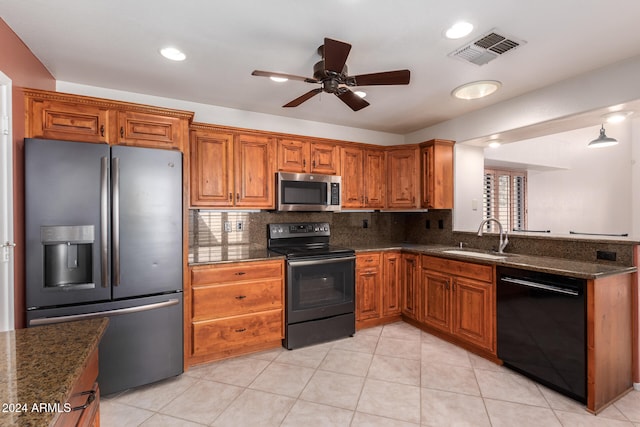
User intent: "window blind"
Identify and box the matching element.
[483,169,527,232]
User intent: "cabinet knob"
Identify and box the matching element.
[229,193,232,201]
[235,295,247,299]
[100,124,105,137]
[236,192,240,201]
[235,328,247,333]
[303,159,306,167]
[235,271,246,276]
[120,126,124,138]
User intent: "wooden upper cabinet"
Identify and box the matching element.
[190,129,234,207]
[27,97,111,144]
[310,141,340,175]
[387,147,420,209]
[277,138,308,173]
[24,89,193,151]
[421,139,454,209]
[277,138,340,175]
[341,146,365,208]
[117,111,184,151]
[234,133,275,208]
[364,149,386,208]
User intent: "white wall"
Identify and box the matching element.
[453,144,485,231]
[56,81,405,146]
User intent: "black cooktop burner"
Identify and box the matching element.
[267,222,354,259]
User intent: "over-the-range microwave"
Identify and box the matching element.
[276,172,341,212]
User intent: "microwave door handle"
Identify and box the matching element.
[288,255,356,267]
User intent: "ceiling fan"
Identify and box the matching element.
[252,37,410,111]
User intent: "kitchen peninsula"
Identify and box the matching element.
[0,318,107,427]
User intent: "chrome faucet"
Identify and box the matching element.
[477,218,509,253]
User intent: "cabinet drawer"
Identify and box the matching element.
[192,309,283,357]
[117,111,183,150]
[192,278,283,320]
[191,261,283,286]
[421,255,493,283]
[356,252,381,270]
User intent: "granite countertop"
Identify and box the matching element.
[352,243,637,279]
[189,247,285,265]
[0,318,109,427]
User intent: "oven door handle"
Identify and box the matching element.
[287,255,356,267]
[501,276,580,296]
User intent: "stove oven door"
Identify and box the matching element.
[286,254,355,324]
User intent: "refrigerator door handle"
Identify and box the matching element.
[28,298,181,326]
[100,156,109,288]
[112,156,120,287]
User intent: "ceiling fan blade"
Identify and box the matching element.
[252,70,318,83]
[350,70,411,86]
[323,38,351,73]
[336,89,370,111]
[283,88,323,107]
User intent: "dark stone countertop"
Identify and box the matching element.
[0,318,108,427]
[351,243,637,279]
[189,247,285,265]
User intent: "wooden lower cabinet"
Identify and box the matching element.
[188,259,284,364]
[417,255,495,354]
[356,251,403,329]
[54,348,100,427]
[401,253,420,320]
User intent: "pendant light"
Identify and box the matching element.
[588,125,618,148]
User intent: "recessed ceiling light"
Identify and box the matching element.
[354,91,366,98]
[160,47,186,61]
[445,21,474,39]
[452,80,501,100]
[602,111,633,123]
[487,138,502,148]
[269,76,288,83]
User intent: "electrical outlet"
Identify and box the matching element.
[362,219,369,229]
[426,220,431,229]
[223,221,232,232]
[596,250,616,261]
[438,219,444,229]
[236,221,244,231]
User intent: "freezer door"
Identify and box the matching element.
[111,146,183,299]
[25,138,112,309]
[26,292,184,395]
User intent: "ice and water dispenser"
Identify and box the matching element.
[41,225,95,289]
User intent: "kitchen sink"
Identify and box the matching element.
[442,249,509,260]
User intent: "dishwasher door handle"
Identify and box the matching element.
[501,276,580,296]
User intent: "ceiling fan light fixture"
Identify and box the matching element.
[602,111,633,123]
[588,125,618,148]
[159,47,186,61]
[452,80,501,100]
[269,76,288,83]
[445,21,474,39]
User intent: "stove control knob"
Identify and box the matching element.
[314,227,319,232]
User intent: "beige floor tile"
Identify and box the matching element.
[248,361,315,398]
[614,390,640,422]
[554,409,635,426]
[299,370,365,410]
[421,388,490,427]
[468,352,502,371]
[211,388,295,427]
[421,362,480,395]
[139,413,207,426]
[332,333,379,354]
[281,400,354,427]
[100,400,154,426]
[274,342,332,368]
[356,325,383,337]
[114,374,197,411]
[474,368,548,407]
[351,412,419,426]
[319,348,373,376]
[357,378,421,424]
[201,357,270,387]
[367,354,421,386]
[484,398,561,427]
[158,379,243,425]
[381,321,422,340]
[421,338,472,368]
[246,346,286,361]
[536,384,588,414]
[375,336,421,360]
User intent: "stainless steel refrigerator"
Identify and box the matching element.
[25,138,183,395]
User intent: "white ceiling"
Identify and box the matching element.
[3,0,640,135]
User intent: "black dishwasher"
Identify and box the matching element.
[497,266,586,403]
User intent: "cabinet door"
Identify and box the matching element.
[401,253,419,319]
[341,146,364,208]
[234,134,275,208]
[28,98,110,144]
[190,130,234,207]
[382,252,402,316]
[387,148,419,209]
[452,277,494,352]
[277,138,309,173]
[421,144,435,209]
[356,253,382,321]
[421,140,454,209]
[310,141,340,175]
[117,111,184,151]
[364,149,386,208]
[421,269,451,333]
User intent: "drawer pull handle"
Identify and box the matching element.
[100,124,105,137]
[235,328,247,333]
[71,389,96,411]
[235,295,247,300]
[235,272,246,276]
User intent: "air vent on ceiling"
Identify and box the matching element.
[449,29,526,66]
